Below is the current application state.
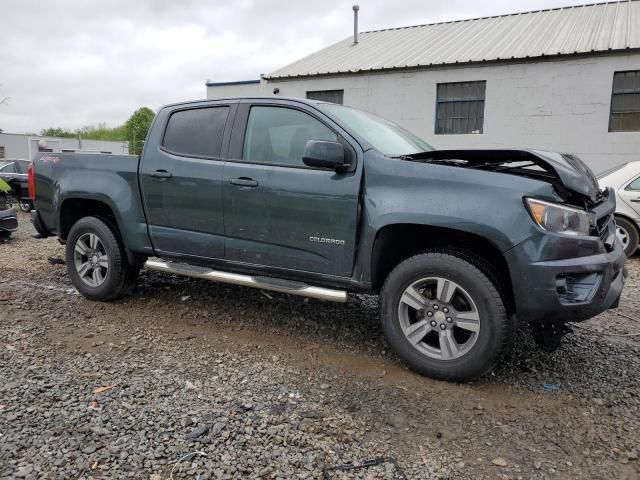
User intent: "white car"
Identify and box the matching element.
[598,161,640,256]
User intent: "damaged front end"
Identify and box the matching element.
[400,148,600,203]
[396,149,624,351]
[399,148,616,249]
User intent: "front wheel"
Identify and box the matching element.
[65,216,138,301]
[380,251,510,381]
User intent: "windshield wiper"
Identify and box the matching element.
[386,154,415,160]
[468,161,538,171]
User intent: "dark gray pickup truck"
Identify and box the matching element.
[29,97,626,381]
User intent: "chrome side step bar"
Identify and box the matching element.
[144,259,347,303]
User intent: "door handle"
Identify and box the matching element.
[150,170,172,179]
[630,198,640,203]
[229,177,258,187]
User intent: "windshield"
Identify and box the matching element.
[320,104,434,156]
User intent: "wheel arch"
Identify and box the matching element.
[59,197,121,241]
[59,198,145,266]
[370,223,515,312]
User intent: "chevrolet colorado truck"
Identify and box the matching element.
[29,97,626,381]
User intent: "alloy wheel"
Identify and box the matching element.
[73,233,109,287]
[398,277,481,360]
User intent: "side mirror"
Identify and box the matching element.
[302,140,348,171]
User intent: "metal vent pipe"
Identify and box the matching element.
[353,5,359,45]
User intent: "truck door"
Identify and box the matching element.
[139,103,235,259]
[223,102,361,277]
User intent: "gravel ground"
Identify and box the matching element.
[1,211,639,479]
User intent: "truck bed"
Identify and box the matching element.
[33,152,152,255]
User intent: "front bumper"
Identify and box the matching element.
[506,230,626,324]
[0,207,18,232]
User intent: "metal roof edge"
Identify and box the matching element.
[361,0,636,34]
[205,79,261,87]
[264,47,640,80]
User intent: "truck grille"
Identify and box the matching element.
[588,187,616,252]
[595,214,614,250]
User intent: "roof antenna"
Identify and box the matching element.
[353,5,359,45]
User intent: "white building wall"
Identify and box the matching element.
[0,133,129,160]
[265,53,640,173]
[206,81,262,99]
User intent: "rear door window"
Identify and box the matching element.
[163,106,229,158]
[242,106,337,168]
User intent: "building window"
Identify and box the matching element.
[306,90,344,104]
[610,71,640,132]
[0,146,4,159]
[435,81,486,135]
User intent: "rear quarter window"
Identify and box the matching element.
[626,176,640,191]
[163,106,229,158]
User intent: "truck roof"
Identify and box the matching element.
[160,96,329,110]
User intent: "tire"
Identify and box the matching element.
[380,251,509,382]
[615,216,639,257]
[65,216,138,301]
[19,201,33,213]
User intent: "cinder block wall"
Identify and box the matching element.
[264,53,640,173]
[207,82,261,100]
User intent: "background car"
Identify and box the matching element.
[598,161,640,256]
[0,178,18,239]
[0,159,33,212]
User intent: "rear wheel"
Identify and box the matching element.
[65,216,138,300]
[380,251,510,381]
[19,200,33,212]
[615,216,639,257]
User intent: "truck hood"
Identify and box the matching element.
[527,150,600,202]
[402,149,601,203]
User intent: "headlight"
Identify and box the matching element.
[525,198,590,236]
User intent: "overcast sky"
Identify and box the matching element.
[0,0,592,134]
